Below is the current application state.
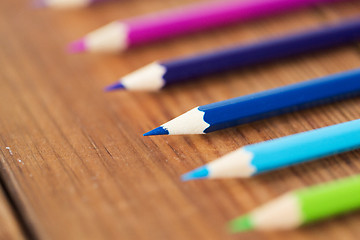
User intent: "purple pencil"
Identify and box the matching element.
[69,0,345,53]
[36,0,108,8]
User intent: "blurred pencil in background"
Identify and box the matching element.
[69,0,347,53]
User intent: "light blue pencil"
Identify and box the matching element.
[182,119,360,181]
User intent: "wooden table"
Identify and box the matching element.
[1,0,360,239]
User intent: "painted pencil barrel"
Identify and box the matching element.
[230,175,360,232]
[125,0,343,47]
[247,119,360,174]
[163,18,360,84]
[202,68,360,133]
[297,175,360,224]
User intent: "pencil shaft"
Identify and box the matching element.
[246,119,360,174]
[202,69,360,133]
[297,176,360,224]
[163,18,360,84]
[125,0,343,47]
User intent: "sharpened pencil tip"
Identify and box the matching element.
[228,215,254,233]
[181,166,210,181]
[68,39,86,53]
[143,127,169,136]
[105,82,125,92]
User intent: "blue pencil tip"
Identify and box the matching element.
[181,166,210,181]
[105,82,125,92]
[143,127,169,136]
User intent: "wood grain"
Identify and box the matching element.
[1,0,360,239]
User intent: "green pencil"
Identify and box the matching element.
[229,175,360,232]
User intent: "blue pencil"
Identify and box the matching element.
[144,68,360,136]
[106,18,360,91]
[181,119,360,180]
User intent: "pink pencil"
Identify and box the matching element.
[69,0,345,53]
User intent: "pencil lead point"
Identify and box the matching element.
[181,166,209,181]
[105,82,125,92]
[228,215,254,233]
[68,39,86,53]
[143,127,169,136]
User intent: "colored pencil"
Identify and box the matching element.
[181,119,360,181]
[36,0,106,8]
[105,17,360,91]
[229,175,360,232]
[143,69,360,136]
[69,0,345,53]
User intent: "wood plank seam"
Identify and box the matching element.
[0,154,39,240]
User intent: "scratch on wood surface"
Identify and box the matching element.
[5,147,13,156]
